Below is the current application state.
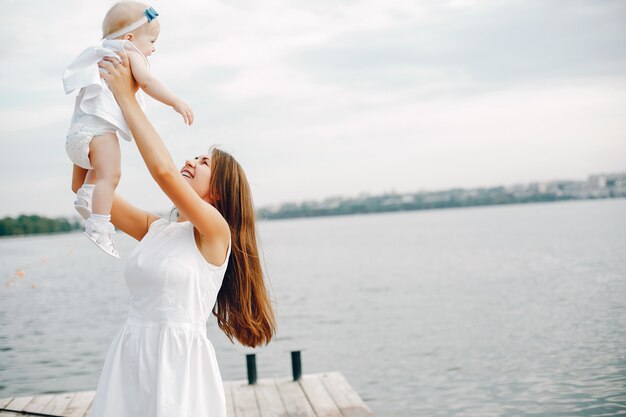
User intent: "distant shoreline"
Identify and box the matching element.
[1,197,623,236]
[2,172,624,235]
[259,172,626,221]
[258,195,625,221]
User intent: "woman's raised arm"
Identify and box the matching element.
[98,53,229,243]
[110,194,160,241]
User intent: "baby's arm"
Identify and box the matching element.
[127,51,194,125]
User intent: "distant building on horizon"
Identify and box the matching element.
[259,172,626,220]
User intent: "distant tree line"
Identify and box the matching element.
[0,215,81,237]
[258,171,626,221]
[258,191,565,220]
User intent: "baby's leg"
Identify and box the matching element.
[71,164,88,193]
[85,169,97,185]
[85,132,121,257]
[89,132,121,216]
[72,164,94,220]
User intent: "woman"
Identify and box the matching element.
[78,52,276,417]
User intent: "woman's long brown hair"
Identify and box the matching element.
[208,148,276,347]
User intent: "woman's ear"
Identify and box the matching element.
[123,33,133,41]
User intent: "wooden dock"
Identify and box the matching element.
[0,372,374,417]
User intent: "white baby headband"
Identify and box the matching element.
[103,6,159,40]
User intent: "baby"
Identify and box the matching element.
[63,2,193,258]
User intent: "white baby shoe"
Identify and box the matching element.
[74,186,93,220]
[84,219,120,259]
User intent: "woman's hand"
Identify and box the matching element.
[99,52,139,102]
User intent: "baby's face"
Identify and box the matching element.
[131,20,160,57]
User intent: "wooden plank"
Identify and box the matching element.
[23,394,55,413]
[41,392,76,415]
[0,408,17,417]
[0,373,374,417]
[0,402,15,417]
[0,398,13,409]
[231,380,260,417]
[4,396,34,411]
[275,377,316,417]
[320,373,374,417]
[63,391,95,417]
[253,378,287,417]
[224,381,235,417]
[299,374,343,417]
[84,402,94,417]
[84,393,97,417]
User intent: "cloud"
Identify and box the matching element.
[286,0,626,92]
[0,0,625,217]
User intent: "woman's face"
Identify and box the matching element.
[181,154,212,202]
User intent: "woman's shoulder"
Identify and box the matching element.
[192,222,231,269]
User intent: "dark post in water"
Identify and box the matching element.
[291,350,302,381]
[246,353,257,385]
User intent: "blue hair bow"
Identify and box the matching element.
[145,7,159,22]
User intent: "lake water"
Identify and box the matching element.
[1,199,625,416]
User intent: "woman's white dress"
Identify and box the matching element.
[89,219,230,417]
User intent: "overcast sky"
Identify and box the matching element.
[1,0,625,217]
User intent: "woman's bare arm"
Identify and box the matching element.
[71,164,88,193]
[99,53,229,245]
[110,194,160,241]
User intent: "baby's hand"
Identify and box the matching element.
[173,101,194,125]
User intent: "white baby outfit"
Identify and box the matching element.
[63,40,147,169]
[89,219,230,417]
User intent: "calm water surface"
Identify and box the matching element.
[1,199,625,416]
